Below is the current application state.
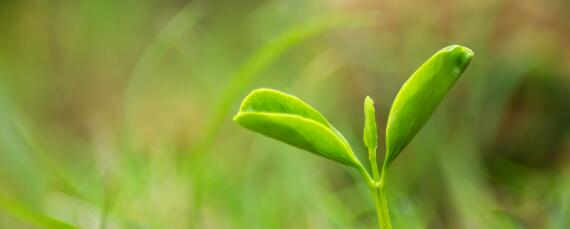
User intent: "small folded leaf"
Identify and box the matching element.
[363,96,377,151]
[234,89,361,167]
[385,45,474,166]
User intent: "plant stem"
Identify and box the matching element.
[369,147,380,181]
[357,163,375,189]
[379,161,388,189]
[370,152,392,229]
[371,186,384,228]
[372,185,392,229]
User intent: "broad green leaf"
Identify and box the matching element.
[363,96,377,151]
[385,45,474,166]
[234,89,361,167]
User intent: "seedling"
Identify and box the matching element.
[233,45,473,228]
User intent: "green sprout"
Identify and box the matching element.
[233,45,474,228]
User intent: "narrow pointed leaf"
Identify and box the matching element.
[385,45,474,166]
[234,89,361,167]
[363,96,377,150]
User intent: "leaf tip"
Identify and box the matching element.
[441,45,474,70]
[364,95,374,106]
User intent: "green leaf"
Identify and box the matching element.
[234,89,362,167]
[385,45,474,166]
[363,96,377,151]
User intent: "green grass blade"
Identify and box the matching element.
[0,192,77,229]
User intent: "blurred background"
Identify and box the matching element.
[0,0,569,228]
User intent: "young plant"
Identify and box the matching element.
[233,45,473,228]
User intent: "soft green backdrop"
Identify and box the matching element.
[0,0,568,228]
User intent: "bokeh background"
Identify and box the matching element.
[0,0,569,228]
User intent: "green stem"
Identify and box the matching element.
[371,186,384,228]
[356,163,375,189]
[373,184,392,229]
[379,161,388,188]
[371,155,392,229]
[369,147,380,181]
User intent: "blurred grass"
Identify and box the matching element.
[0,0,569,228]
